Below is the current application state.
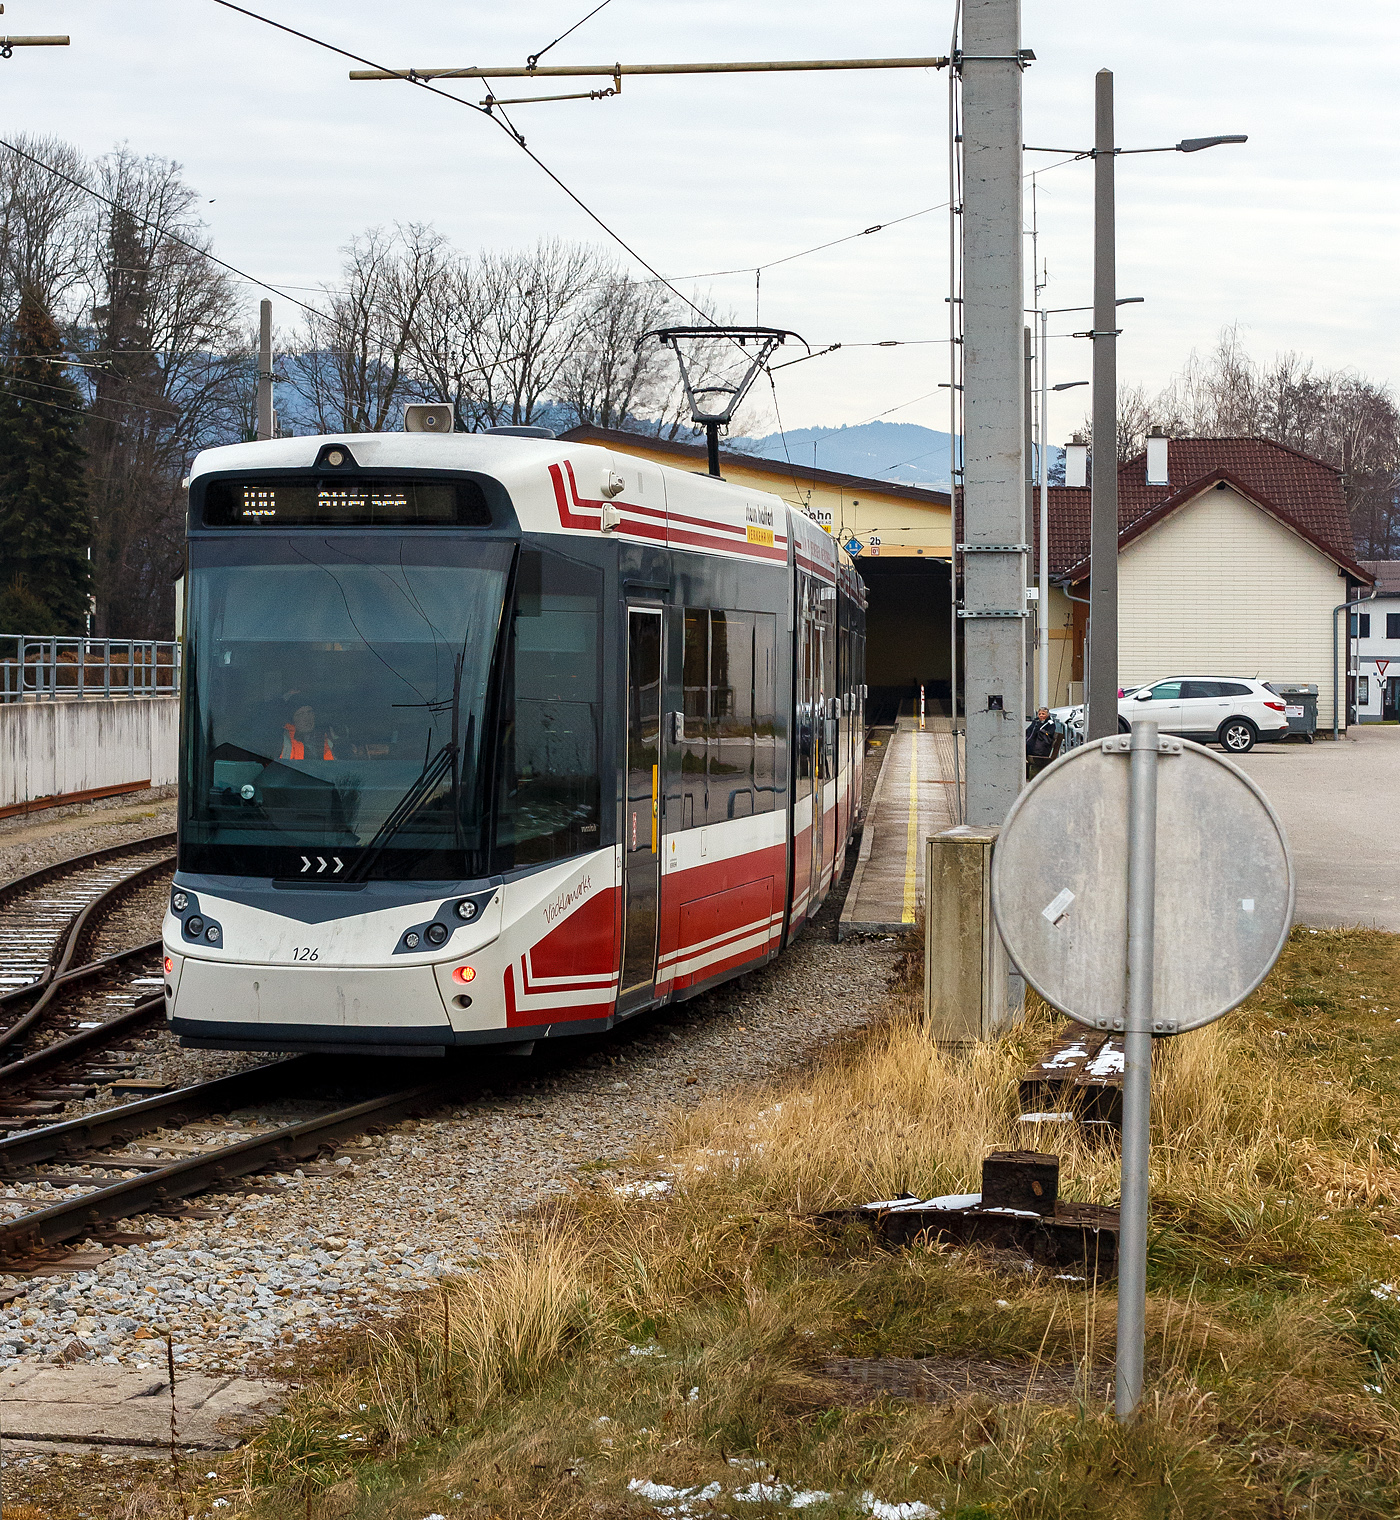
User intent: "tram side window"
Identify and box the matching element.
[753,613,777,812]
[494,551,602,867]
[709,611,753,824]
[680,609,777,828]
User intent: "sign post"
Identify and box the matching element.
[991,719,1294,1419]
[1116,721,1158,1415]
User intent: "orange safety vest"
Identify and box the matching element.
[282,723,333,762]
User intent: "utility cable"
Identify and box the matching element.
[527,0,612,71]
[0,135,321,318]
[211,0,737,346]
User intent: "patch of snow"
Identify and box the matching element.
[735,1480,792,1502]
[1041,1043,1089,1070]
[614,1179,674,1199]
[791,1491,834,1508]
[860,1494,938,1520]
[1085,1045,1125,1078]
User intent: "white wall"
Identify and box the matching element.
[0,697,178,808]
[1352,593,1400,720]
[1117,485,1349,729]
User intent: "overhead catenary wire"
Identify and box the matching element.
[209,0,747,353]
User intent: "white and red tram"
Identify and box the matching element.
[163,428,865,1055]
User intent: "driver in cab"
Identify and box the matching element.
[279,702,337,762]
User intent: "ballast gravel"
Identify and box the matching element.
[0,754,900,1383]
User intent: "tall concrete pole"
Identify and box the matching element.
[1037,306,1051,709]
[1085,69,1119,739]
[959,0,1027,826]
[256,298,273,442]
[1024,326,1036,710]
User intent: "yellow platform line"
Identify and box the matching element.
[902,733,919,922]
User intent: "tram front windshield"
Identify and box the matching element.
[181,537,512,880]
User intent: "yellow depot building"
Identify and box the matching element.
[562,424,954,722]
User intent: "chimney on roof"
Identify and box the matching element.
[1065,433,1088,489]
[1146,428,1169,486]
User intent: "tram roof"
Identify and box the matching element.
[187,432,862,591]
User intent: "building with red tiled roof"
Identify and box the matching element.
[1042,436,1372,730]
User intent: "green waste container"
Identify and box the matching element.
[1266,682,1317,742]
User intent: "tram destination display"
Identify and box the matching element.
[202,475,491,527]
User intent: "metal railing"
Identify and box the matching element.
[0,635,181,703]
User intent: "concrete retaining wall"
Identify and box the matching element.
[0,697,178,808]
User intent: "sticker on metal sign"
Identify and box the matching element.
[990,736,1294,1034]
[1285,705,1303,717]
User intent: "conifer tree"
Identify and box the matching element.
[0,292,92,633]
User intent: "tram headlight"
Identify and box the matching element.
[452,965,476,985]
[205,924,221,944]
[454,899,477,921]
[171,891,188,912]
[404,931,421,950]
[425,922,449,947]
[186,915,205,937]
[326,448,346,467]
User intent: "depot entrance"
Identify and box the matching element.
[857,556,954,725]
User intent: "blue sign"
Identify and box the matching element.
[844,537,864,557]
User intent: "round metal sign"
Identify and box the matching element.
[991,735,1294,1034]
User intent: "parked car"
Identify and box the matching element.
[1048,677,1289,754]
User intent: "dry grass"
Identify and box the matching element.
[138,926,1400,1520]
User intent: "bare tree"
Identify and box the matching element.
[0,134,92,323]
[287,224,445,434]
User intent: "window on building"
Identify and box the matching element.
[1352,613,1371,638]
[1358,675,1370,706]
[1387,613,1400,641]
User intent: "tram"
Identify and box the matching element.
[163,425,866,1056]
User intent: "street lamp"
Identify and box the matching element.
[1028,298,1139,709]
[1031,91,1247,744]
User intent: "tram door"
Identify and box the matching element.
[619,608,663,1010]
[810,620,826,908]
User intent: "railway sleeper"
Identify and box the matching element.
[0,1073,457,1264]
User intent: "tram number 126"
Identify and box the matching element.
[291,947,320,961]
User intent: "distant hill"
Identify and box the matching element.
[730,421,957,488]
[729,419,1063,490]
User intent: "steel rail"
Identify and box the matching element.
[0,832,176,913]
[0,995,165,1092]
[0,1064,458,1260]
[0,938,160,1016]
[0,857,174,1053]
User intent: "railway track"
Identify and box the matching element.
[0,833,176,1123]
[0,1060,458,1269]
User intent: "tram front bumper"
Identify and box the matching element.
[169,958,459,1056]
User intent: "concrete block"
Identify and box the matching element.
[0,1366,281,1449]
[924,825,1024,1043]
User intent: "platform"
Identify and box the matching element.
[840,717,961,937]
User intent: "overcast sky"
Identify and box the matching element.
[8,1,1398,442]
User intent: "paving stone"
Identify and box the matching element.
[0,1365,281,1448]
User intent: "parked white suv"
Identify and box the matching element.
[1121,677,1288,753]
[1050,677,1289,754]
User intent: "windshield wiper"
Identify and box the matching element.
[344,741,458,883]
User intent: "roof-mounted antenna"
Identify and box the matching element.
[640,325,807,477]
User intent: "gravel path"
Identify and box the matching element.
[0,750,900,1384]
[0,787,176,888]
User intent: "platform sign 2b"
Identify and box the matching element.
[990,724,1294,1423]
[990,734,1293,1034]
